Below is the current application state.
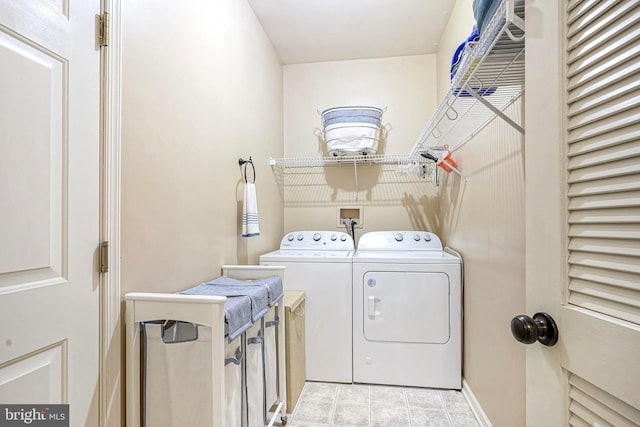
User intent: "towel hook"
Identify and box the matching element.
[239,157,256,183]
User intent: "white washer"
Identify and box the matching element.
[352,231,462,389]
[260,231,354,383]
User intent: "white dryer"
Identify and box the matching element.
[352,231,462,389]
[260,231,354,383]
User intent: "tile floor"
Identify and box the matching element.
[284,382,480,427]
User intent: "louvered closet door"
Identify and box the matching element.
[565,0,640,423]
[526,1,640,426]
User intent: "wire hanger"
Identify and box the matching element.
[239,157,256,183]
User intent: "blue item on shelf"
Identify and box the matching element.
[450,26,496,98]
[453,86,497,98]
[450,25,479,81]
[473,0,501,35]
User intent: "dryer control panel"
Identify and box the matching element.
[280,230,355,250]
[357,231,443,251]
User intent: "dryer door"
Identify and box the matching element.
[363,271,450,344]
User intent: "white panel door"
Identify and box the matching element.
[525,1,640,425]
[0,0,101,425]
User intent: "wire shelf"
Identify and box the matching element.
[269,154,432,169]
[410,0,525,159]
[270,154,437,198]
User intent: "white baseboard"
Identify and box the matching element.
[462,378,493,427]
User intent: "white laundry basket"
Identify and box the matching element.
[125,266,288,427]
[321,106,384,156]
[143,323,244,427]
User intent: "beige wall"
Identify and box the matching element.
[282,56,440,239]
[121,0,284,295]
[436,1,526,426]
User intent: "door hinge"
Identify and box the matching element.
[98,12,109,47]
[99,241,109,274]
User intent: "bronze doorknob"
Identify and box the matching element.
[510,312,558,346]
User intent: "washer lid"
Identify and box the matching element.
[260,249,354,263]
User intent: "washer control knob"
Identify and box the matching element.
[414,234,421,241]
[424,235,431,242]
[330,234,337,241]
[297,234,304,241]
[287,234,294,242]
[313,233,321,241]
[394,233,403,242]
[340,235,348,242]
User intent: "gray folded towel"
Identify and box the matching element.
[179,276,282,340]
[243,276,284,307]
[182,278,269,322]
[221,297,253,340]
[178,284,254,340]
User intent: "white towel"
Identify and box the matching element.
[242,182,260,237]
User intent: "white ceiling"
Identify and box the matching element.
[246,0,456,64]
